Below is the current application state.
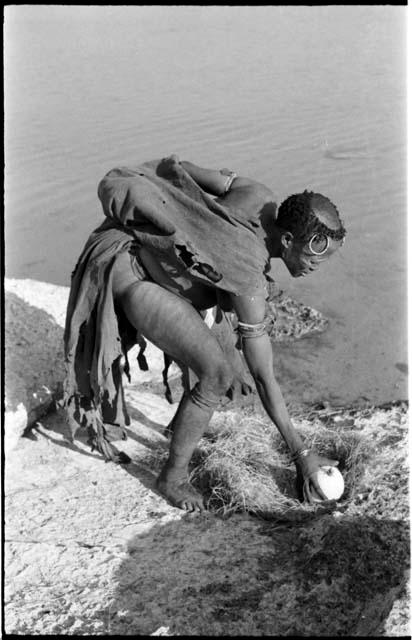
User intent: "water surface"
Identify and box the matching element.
[5,6,407,405]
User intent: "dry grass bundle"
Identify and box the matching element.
[137,400,407,523]
[189,411,372,521]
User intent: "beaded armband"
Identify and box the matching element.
[237,316,273,340]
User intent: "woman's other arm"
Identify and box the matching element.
[180,160,234,196]
[180,160,271,198]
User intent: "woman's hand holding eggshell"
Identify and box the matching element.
[308,466,345,502]
[295,451,341,504]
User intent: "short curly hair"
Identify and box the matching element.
[276,190,346,243]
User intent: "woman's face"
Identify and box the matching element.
[282,234,343,278]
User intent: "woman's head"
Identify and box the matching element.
[275,190,346,277]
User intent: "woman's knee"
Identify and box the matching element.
[200,357,234,397]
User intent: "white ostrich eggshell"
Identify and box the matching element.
[311,466,345,501]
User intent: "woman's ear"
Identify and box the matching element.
[281,231,294,249]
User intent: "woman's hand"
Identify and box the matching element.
[295,450,340,504]
[226,372,254,402]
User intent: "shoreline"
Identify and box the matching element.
[5,276,408,454]
[3,276,334,438]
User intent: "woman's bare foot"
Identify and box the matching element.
[156,469,205,512]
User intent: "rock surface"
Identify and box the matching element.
[4,395,409,636]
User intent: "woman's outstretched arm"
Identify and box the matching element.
[230,292,339,503]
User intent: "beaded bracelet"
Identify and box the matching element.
[219,168,237,194]
[237,319,267,339]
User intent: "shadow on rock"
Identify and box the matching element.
[88,512,409,636]
[256,514,410,636]
[5,291,65,420]
[126,405,166,433]
[37,403,169,462]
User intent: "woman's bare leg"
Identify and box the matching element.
[116,280,233,511]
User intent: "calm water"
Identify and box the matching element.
[5,6,407,405]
